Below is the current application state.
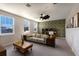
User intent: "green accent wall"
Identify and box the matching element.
[38,19,65,37]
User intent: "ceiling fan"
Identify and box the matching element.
[40,13,50,20]
[53,3,57,5]
[25,3,31,7]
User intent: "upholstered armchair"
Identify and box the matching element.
[46,33,56,47]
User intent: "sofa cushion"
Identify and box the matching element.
[34,37,44,41]
[31,37,45,43]
[41,34,48,39]
[36,34,41,38]
[32,33,36,37]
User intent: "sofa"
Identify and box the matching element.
[23,33,49,44]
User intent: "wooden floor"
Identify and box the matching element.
[5,39,75,56]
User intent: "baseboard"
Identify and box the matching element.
[56,37,65,39]
[2,41,13,47]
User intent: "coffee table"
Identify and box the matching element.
[0,45,6,56]
[13,41,33,55]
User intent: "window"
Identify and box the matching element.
[0,16,14,35]
[33,22,38,32]
[24,20,30,31]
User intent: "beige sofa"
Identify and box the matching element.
[23,33,49,44]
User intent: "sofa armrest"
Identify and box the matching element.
[23,34,33,41]
[44,38,47,44]
[41,34,49,44]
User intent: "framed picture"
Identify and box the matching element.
[66,13,79,28]
[70,17,74,28]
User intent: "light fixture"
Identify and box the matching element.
[40,13,50,20]
[25,3,31,7]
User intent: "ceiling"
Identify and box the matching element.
[0,3,74,22]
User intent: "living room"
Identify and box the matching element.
[0,3,79,56]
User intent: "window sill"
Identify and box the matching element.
[0,33,15,36]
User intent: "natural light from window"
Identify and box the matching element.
[24,19,30,32]
[0,16,14,35]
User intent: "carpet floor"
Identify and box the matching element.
[5,39,75,56]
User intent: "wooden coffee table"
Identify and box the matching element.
[13,41,33,55]
[0,45,6,56]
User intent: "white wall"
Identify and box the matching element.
[66,28,79,55]
[30,20,38,33]
[66,4,79,21]
[66,4,79,55]
[0,10,38,47]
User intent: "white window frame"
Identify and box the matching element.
[24,19,30,32]
[0,15,15,36]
